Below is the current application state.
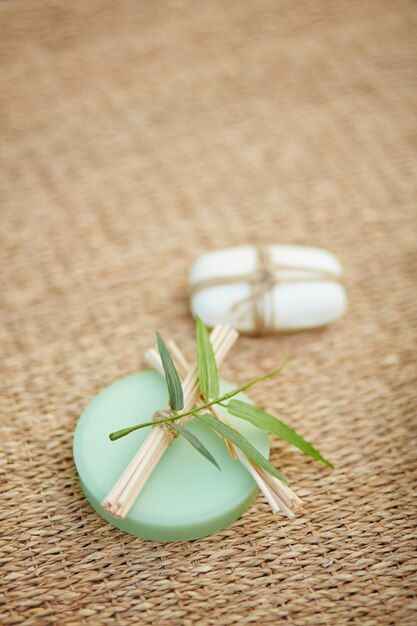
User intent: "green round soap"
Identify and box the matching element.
[73,371,269,541]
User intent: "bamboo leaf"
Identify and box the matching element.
[171,423,221,471]
[198,413,287,483]
[110,362,288,441]
[227,400,333,468]
[196,316,219,400]
[156,332,184,411]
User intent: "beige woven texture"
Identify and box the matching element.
[1,1,416,624]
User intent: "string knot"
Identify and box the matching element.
[152,409,177,441]
[152,409,173,421]
[192,245,342,336]
[256,262,275,291]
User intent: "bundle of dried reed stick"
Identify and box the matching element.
[102,325,301,519]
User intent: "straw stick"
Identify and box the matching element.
[102,325,238,518]
[148,344,301,517]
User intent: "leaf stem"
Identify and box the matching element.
[109,356,287,441]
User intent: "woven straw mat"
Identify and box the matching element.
[1,1,416,624]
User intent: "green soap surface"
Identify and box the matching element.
[73,371,269,542]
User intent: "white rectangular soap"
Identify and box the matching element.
[189,244,347,334]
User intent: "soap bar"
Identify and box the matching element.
[189,244,347,334]
[73,371,269,541]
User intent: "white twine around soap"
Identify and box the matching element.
[191,245,342,335]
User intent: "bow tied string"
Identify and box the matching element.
[192,246,342,335]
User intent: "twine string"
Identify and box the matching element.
[152,409,177,442]
[191,246,342,334]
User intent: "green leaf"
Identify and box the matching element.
[197,413,287,483]
[196,316,219,400]
[156,332,184,411]
[227,400,333,468]
[109,359,288,442]
[171,423,221,471]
